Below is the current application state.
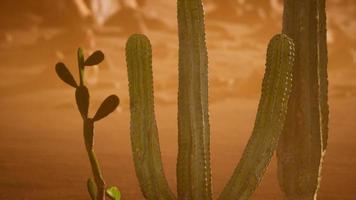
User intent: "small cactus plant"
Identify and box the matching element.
[55,49,121,200]
[277,0,329,199]
[125,0,295,199]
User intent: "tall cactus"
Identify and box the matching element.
[176,0,212,199]
[277,0,329,199]
[126,0,296,199]
[55,49,121,200]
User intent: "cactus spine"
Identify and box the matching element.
[55,49,121,200]
[126,0,296,199]
[277,0,329,199]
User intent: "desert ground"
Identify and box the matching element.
[0,0,355,199]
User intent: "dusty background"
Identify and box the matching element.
[0,0,355,199]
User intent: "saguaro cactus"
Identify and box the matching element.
[126,0,295,200]
[277,0,329,199]
[55,49,121,200]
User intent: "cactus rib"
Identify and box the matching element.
[177,0,212,199]
[126,34,176,200]
[219,34,295,200]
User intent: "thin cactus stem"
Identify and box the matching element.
[177,0,212,199]
[218,34,295,200]
[84,118,106,200]
[78,48,85,86]
[126,34,176,200]
[277,0,329,199]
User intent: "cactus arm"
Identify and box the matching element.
[277,1,328,199]
[126,34,176,200]
[176,0,212,199]
[84,118,106,200]
[218,34,295,200]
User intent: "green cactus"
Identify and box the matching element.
[126,1,295,199]
[126,34,176,200]
[176,0,211,199]
[276,0,329,199]
[218,34,295,200]
[55,49,120,200]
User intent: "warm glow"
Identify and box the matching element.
[0,0,355,199]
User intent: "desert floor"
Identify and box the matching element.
[0,1,356,199]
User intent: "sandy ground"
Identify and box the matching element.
[0,1,356,199]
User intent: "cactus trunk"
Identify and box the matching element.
[218,34,295,200]
[176,0,212,199]
[126,34,176,200]
[277,0,329,199]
